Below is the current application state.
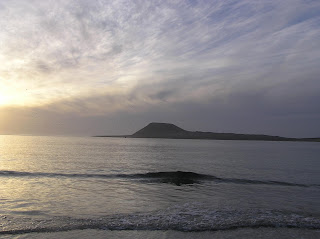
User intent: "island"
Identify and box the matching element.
[94,122,320,142]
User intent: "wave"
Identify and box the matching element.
[1,206,319,234]
[0,170,318,187]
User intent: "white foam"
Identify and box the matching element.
[1,204,319,234]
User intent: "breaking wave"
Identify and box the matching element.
[1,205,319,235]
[0,170,318,187]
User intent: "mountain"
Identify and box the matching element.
[130,122,293,141]
[131,122,187,138]
[94,122,320,142]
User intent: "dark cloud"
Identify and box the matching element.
[35,61,53,73]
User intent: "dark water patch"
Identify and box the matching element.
[11,210,47,216]
[0,170,318,187]
[130,171,213,186]
[1,208,320,235]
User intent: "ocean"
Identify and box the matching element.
[0,135,319,238]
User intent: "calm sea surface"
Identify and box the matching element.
[0,136,319,238]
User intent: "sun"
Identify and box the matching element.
[0,88,22,106]
[0,94,11,106]
[0,94,7,106]
[0,82,32,107]
[0,85,50,107]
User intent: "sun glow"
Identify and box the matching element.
[0,78,56,107]
[0,93,12,106]
[0,87,29,107]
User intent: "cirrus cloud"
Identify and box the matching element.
[0,0,320,137]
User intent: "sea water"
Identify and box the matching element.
[0,136,319,238]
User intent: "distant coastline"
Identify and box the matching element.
[93,122,320,142]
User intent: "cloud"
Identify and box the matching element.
[0,0,320,136]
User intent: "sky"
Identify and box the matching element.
[0,0,320,137]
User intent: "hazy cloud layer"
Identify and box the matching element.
[0,0,320,137]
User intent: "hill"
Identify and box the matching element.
[94,122,320,142]
[131,122,187,138]
[129,122,295,141]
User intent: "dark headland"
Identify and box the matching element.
[94,122,320,142]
